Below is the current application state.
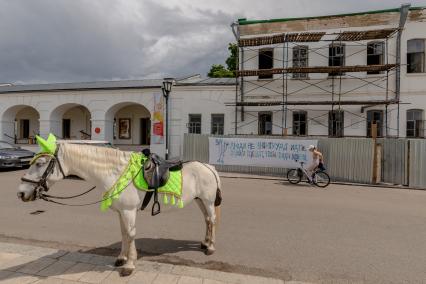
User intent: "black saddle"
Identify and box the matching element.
[140,149,182,215]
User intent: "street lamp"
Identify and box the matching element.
[162,78,173,160]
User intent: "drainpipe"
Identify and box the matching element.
[231,21,240,134]
[396,4,410,137]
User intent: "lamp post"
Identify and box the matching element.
[162,78,173,160]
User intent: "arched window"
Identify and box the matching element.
[367,41,384,74]
[407,39,425,73]
[406,109,424,138]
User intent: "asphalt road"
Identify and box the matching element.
[1,168,426,283]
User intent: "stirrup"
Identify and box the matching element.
[151,189,161,216]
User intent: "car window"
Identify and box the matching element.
[0,141,14,149]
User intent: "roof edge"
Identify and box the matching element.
[238,6,425,26]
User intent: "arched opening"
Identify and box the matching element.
[50,104,91,140]
[1,105,40,144]
[105,103,151,149]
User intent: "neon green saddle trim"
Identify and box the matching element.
[100,152,183,211]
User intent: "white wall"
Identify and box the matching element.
[113,104,150,145]
[63,106,91,139]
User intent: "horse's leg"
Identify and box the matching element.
[119,208,138,276]
[114,213,128,267]
[204,202,218,255]
[195,198,210,250]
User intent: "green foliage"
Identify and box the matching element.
[208,43,237,78]
[208,64,234,78]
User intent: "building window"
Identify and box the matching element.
[258,112,272,135]
[367,110,383,137]
[407,39,425,73]
[258,49,273,79]
[293,46,308,79]
[406,109,424,138]
[367,42,384,74]
[20,119,30,139]
[329,44,345,76]
[329,110,344,137]
[188,114,201,134]
[293,111,307,136]
[211,114,224,135]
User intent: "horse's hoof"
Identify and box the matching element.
[200,242,208,250]
[114,258,126,267]
[204,248,215,255]
[120,267,134,277]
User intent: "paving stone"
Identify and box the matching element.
[34,278,82,284]
[0,270,15,281]
[203,279,228,284]
[37,260,77,277]
[127,271,158,284]
[152,273,179,284]
[59,252,94,263]
[137,260,174,274]
[56,262,96,281]
[0,272,41,284]
[0,253,22,267]
[0,255,39,271]
[101,269,129,284]
[172,265,246,284]
[177,275,203,284]
[17,257,57,274]
[86,254,116,266]
[78,264,113,283]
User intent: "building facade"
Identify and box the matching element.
[232,5,426,139]
[0,77,235,158]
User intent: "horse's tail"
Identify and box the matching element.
[212,167,222,227]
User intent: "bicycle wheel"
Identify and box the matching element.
[314,171,330,188]
[287,169,302,184]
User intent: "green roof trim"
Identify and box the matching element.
[238,6,425,26]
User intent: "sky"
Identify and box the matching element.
[0,0,425,84]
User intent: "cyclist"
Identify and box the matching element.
[306,145,323,183]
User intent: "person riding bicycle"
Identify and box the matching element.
[306,145,323,183]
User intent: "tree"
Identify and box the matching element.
[208,43,237,78]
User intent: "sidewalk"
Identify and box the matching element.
[0,241,302,284]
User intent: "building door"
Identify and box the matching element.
[258,112,272,135]
[63,119,71,139]
[20,119,30,139]
[140,118,151,145]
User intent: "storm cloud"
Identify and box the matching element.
[0,0,424,84]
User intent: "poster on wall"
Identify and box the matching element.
[209,137,318,168]
[118,118,131,139]
[152,92,164,144]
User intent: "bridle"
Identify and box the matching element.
[20,146,66,201]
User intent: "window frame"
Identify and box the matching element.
[258,112,273,135]
[328,43,346,77]
[211,114,225,135]
[292,45,309,79]
[407,39,425,74]
[367,41,384,75]
[292,111,308,136]
[188,114,202,134]
[328,110,344,137]
[406,109,424,138]
[366,110,384,138]
[258,48,274,79]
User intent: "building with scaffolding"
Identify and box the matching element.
[230,5,426,138]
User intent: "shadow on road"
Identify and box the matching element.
[84,237,204,258]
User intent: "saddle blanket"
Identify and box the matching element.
[100,152,183,211]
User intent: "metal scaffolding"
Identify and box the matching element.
[230,6,410,138]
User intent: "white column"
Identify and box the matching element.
[91,119,114,142]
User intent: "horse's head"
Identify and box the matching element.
[17,134,65,202]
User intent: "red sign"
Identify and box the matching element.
[153,122,163,136]
[95,127,101,134]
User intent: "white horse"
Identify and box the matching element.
[17,142,222,276]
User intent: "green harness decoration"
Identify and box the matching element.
[100,152,183,211]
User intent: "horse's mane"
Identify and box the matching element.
[59,143,132,177]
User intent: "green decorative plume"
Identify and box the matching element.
[35,133,57,154]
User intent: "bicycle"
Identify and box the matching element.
[286,161,330,188]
